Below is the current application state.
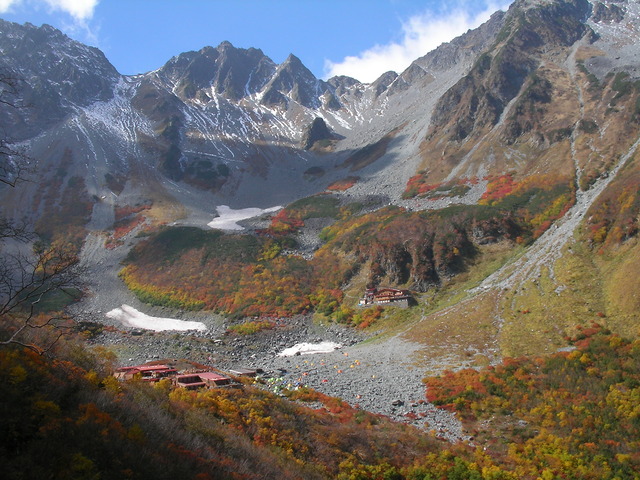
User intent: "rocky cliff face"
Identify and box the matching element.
[427,0,592,145]
[0,20,119,139]
[411,0,640,186]
[158,43,276,102]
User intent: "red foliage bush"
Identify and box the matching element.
[327,176,359,191]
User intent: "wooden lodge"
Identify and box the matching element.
[174,372,233,389]
[114,364,178,382]
[114,363,234,391]
[358,287,412,308]
[114,358,266,394]
[174,374,207,390]
[198,372,232,387]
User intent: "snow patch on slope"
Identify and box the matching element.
[208,205,282,231]
[106,305,207,332]
[278,342,343,357]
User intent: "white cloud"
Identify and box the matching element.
[324,1,512,83]
[43,0,98,21]
[0,0,21,13]
[0,0,98,21]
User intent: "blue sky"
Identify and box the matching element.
[0,0,513,83]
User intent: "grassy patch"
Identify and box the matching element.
[31,287,83,313]
[598,239,640,336]
[227,319,276,335]
[285,195,341,219]
[408,293,500,373]
[498,241,605,357]
[380,242,522,368]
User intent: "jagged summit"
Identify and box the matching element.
[259,52,337,109]
[0,0,638,214]
[158,41,276,101]
[0,18,119,139]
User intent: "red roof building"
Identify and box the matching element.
[114,364,178,382]
[174,374,207,390]
[358,287,412,307]
[198,372,232,387]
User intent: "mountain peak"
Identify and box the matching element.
[0,19,119,138]
[158,41,276,100]
[258,52,327,108]
[370,71,398,96]
[218,40,235,50]
[284,53,303,66]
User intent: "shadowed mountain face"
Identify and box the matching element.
[0,20,119,139]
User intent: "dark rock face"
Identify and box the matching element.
[386,64,429,95]
[592,1,625,23]
[301,117,332,150]
[131,80,184,122]
[371,71,398,97]
[427,0,591,143]
[0,19,119,139]
[260,54,340,109]
[158,42,276,101]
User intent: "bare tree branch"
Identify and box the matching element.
[0,217,34,243]
[1,245,81,316]
[0,71,78,355]
[0,311,73,355]
[0,244,83,354]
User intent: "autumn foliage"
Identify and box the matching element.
[403,176,477,200]
[326,176,359,191]
[5,323,640,479]
[0,341,453,480]
[585,169,640,250]
[118,174,575,322]
[119,226,333,318]
[479,173,575,238]
[120,203,525,320]
[105,203,152,248]
[260,195,340,236]
[424,325,640,479]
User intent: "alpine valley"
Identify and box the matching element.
[2,0,640,479]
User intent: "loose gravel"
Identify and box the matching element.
[85,313,467,442]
